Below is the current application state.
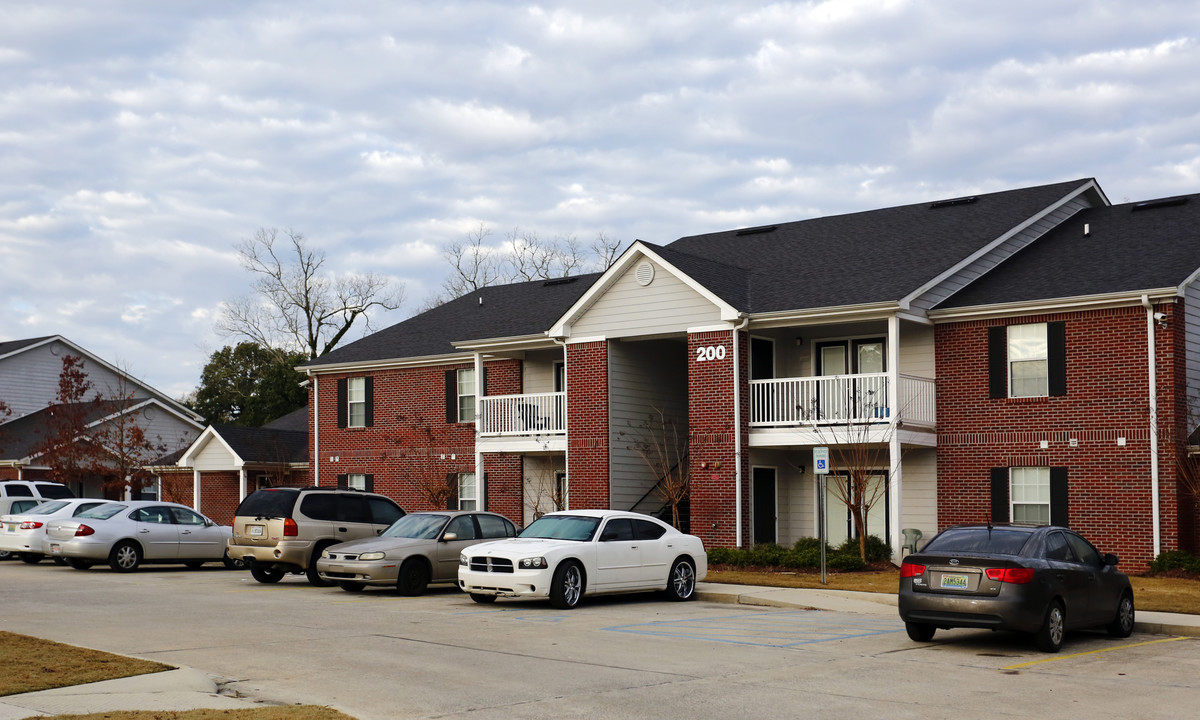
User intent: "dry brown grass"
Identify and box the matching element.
[41,710,355,720]
[0,630,172,696]
[707,567,1200,615]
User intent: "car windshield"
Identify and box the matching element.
[519,515,602,541]
[923,528,1031,555]
[234,489,298,518]
[27,500,70,515]
[382,513,449,539]
[77,503,128,520]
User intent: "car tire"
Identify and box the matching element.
[66,558,93,570]
[397,559,430,597]
[108,541,142,573]
[469,593,497,604]
[52,557,67,566]
[664,558,696,601]
[339,581,365,592]
[905,622,936,642]
[1107,591,1135,638]
[1034,600,1065,653]
[549,560,584,609]
[0,550,11,560]
[306,544,337,587]
[18,553,42,565]
[250,565,285,584]
[222,551,245,570]
[184,561,205,570]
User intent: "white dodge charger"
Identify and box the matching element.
[457,508,707,609]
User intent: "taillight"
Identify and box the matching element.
[986,567,1035,584]
[900,562,926,578]
[75,524,95,537]
[283,518,298,537]
[19,521,44,530]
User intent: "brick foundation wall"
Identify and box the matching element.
[483,453,523,520]
[196,471,241,525]
[566,341,610,509]
[936,304,1185,569]
[688,329,750,549]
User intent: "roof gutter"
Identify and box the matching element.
[929,288,1181,322]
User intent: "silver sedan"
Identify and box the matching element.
[45,500,235,572]
[0,498,108,563]
[317,511,517,594]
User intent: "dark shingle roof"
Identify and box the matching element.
[664,179,1093,312]
[209,425,308,464]
[0,401,128,460]
[937,194,1200,309]
[0,336,55,357]
[303,273,601,368]
[262,407,309,432]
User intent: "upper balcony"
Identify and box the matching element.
[478,391,567,438]
[750,372,935,430]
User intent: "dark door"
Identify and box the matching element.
[753,467,777,545]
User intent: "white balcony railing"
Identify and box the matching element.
[750,373,935,428]
[478,392,566,436]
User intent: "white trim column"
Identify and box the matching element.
[192,469,202,512]
[474,352,484,510]
[238,468,248,501]
[887,314,903,562]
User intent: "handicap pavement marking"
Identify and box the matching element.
[605,610,904,647]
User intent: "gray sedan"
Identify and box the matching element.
[898,523,1134,652]
[317,511,517,595]
[45,501,235,572]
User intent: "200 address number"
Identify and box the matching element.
[695,345,727,362]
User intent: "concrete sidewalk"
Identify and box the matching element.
[2,584,1197,718]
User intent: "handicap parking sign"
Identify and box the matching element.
[813,446,829,474]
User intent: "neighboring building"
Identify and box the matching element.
[0,336,204,497]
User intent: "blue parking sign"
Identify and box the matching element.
[813,446,830,474]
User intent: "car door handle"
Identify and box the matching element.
[139,529,150,534]
[181,530,192,535]
[337,527,348,532]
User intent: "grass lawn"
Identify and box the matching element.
[706,567,1200,615]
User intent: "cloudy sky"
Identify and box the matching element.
[3,1,1200,401]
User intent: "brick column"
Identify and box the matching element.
[566,341,610,509]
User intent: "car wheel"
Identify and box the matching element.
[184,561,205,570]
[306,544,337,587]
[222,551,245,570]
[905,622,936,642]
[470,593,497,604]
[250,565,285,584]
[0,550,11,560]
[1034,600,1065,653]
[18,553,42,565]
[52,557,67,566]
[549,561,584,609]
[66,558,93,570]
[108,541,142,573]
[1107,592,1135,638]
[664,558,696,601]
[339,581,365,593]
[397,559,430,597]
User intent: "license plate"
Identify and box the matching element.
[5,524,14,532]
[50,544,61,555]
[250,525,264,537]
[940,573,969,589]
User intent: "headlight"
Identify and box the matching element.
[459,553,468,566]
[519,557,547,569]
[321,549,331,559]
[357,551,385,561]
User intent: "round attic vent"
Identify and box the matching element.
[635,261,655,287]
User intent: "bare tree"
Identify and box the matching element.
[440,224,504,300]
[217,227,405,360]
[621,407,690,530]
[590,232,624,270]
[1169,390,1200,518]
[523,458,567,522]
[389,415,458,510]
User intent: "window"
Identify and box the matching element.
[1008,324,1047,397]
[1010,467,1050,524]
[348,377,366,427]
[445,515,477,540]
[457,369,475,422]
[988,322,1066,399]
[346,473,367,491]
[458,472,477,511]
[478,513,516,538]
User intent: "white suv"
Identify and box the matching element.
[0,481,75,559]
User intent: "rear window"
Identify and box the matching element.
[28,500,70,515]
[922,528,1032,556]
[78,503,128,520]
[235,489,299,519]
[35,483,74,499]
[4,484,33,497]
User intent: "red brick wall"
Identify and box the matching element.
[566,341,610,509]
[158,468,194,507]
[688,329,750,548]
[197,471,240,526]
[936,304,1185,569]
[0,468,19,481]
[483,454,523,520]
[312,359,524,524]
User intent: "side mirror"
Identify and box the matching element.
[442,532,458,542]
[1104,553,1119,566]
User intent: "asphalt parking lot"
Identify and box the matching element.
[3,561,1198,719]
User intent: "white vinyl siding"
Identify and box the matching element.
[898,448,938,540]
[571,259,722,338]
[1186,280,1200,413]
[190,436,239,472]
[897,323,935,378]
[521,349,563,395]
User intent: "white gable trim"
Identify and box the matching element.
[178,425,246,468]
[548,242,740,338]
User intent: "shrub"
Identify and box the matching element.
[1149,550,1200,574]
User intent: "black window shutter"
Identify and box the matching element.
[337,379,348,428]
[990,467,1010,522]
[445,473,457,510]
[481,472,488,511]
[482,367,488,396]
[445,370,457,423]
[1050,467,1069,526]
[987,326,1007,399]
[364,474,374,493]
[336,474,348,489]
[1047,321,1067,397]
[364,377,374,427]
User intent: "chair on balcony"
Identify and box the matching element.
[518,404,549,431]
[901,528,923,557]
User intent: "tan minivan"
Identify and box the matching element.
[227,487,405,585]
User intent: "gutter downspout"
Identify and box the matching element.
[1141,295,1162,557]
[552,337,569,510]
[474,352,483,510]
[733,316,749,548]
[311,373,320,487]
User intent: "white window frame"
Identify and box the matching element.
[1010,467,1050,524]
[457,369,476,423]
[347,377,367,427]
[1008,323,1048,398]
[458,472,477,511]
[346,473,368,491]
